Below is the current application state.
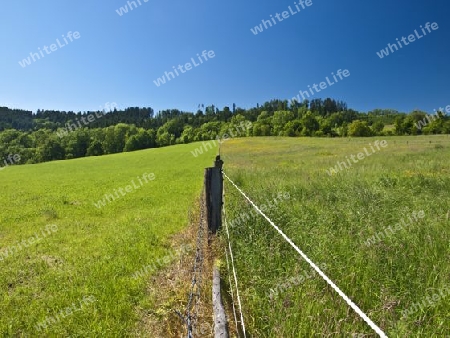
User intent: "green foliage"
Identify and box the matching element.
[348,120,372,137]
[371,121,385,134]
[86,140,104,156]
[272,111,295,135]
[38,138,65,161]
[0,99,448,166]
[301,112,320,136]
[124,129,156,152]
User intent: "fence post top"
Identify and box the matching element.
[214,155,224,169]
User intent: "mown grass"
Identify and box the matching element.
[0,142,216,337]
[221,135,450,337]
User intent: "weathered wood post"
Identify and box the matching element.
[205,155,223,234]
[213,264,229,338]
[205,156,228,337]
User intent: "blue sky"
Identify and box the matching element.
[0,0,448,114]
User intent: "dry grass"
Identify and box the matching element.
[135,196,217,337]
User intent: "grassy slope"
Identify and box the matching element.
[0,142,216,336]
[221,136,450,337]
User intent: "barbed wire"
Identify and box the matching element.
[176,191,207,338]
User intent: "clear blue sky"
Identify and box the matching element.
[1,0,448,114]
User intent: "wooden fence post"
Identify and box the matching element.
[213,265,229,338]
[205,155,223,234]
[205,156,228,337]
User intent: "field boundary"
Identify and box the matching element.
[220,169,388,338]
[176,191,209,337]
[180,155,387,337]
[177,156,230,337]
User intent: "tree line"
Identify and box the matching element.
[0,98,449,165]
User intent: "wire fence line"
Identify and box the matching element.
[224,248,239,336]
[177,166,386,337]
[223,184,247,338]
[176,192,207,338]
[222,170,388,338]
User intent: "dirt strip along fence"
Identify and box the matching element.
[178,155,230,338]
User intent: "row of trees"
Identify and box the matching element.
[1,99,449,165]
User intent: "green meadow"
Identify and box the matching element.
[1,135,449,337]
[0,143,215,336]
[220,136,450,337]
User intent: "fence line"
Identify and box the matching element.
[176,191,207,338]
[223,185,247,337]
[222,171,388,338]
[224,248,240,336]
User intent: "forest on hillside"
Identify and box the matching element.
[1,98,449,165]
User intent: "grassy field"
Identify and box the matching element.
[220,136,450,337]
[2,135,449,337]
[0,143,215,336]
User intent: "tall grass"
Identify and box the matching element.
[221,136,450,337]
